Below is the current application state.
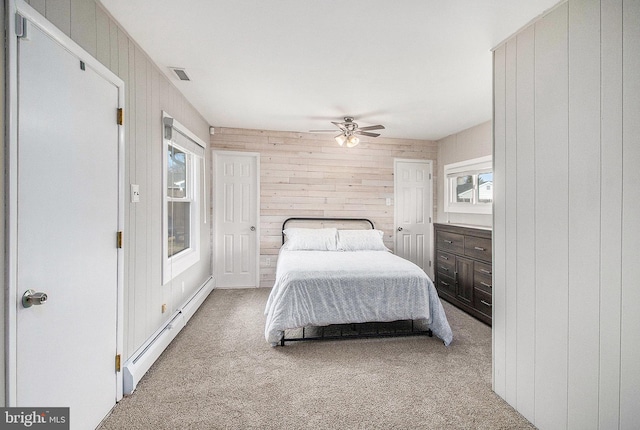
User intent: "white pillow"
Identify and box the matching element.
[337,229,388,251]
[283,228,338,251]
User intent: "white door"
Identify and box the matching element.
[15,19,120,429]
[214,151,260,287]
[394,159,434,277]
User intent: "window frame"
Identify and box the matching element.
[162,112,206,284]
[443,155,493,214]
[167,143,193,258]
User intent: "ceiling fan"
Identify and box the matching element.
[310,117,385,147]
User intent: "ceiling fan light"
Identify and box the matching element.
[346,135,359,147]
[335,134,347,146]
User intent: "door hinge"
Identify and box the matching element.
[429,260,432,267]
[115,354,121,372]
[117,231,123,248]
[16,14,28,38]
[117,108,124,125]
[429,173,432,180]
[429,217,432,223]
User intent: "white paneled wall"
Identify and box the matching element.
[599,1,623,426]
[23,0,212,361]
[0,0,5,408]
[620,1,640,426]
[210,128,438,287]
[493,0,640,428]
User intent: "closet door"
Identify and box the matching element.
[394,159,434,277]
[213,151,260,287]
[15,17,121,429]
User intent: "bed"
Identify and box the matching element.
[264,218,453,346]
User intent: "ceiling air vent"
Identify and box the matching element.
[170,67,190,81]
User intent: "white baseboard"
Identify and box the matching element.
[123,276,214,395]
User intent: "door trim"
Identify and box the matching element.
[6,0,125,403]
[212,150,261,288]
[393,158,435,279]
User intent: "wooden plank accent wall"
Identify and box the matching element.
[493,0,640,428]
[23,0,212,361]
[210,128,437,287]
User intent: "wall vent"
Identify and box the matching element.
[170,67,190,81]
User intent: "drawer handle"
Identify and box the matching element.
[479,269,492,274]
[474,246,486,251]
[441,267,449,272]
[480,281,492,288]
[440,281,450,287]
[444,240,453,244]
[440,255,449,260]
[481,300,492,307]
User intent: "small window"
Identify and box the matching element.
[167,145,191,257]
[444,156,492,214]
[454,175,474,203]
[162,112,206,283]
[477,171,493,204]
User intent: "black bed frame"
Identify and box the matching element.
[278,217,433,345]
[282,217,375,245]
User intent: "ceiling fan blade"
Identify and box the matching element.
[331,121,347,131]
[358,125,385,131]
[355,131,381,137]
[309,130,337,133]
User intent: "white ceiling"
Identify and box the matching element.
[100,0,560,141]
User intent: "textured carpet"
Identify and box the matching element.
[99,288,535,429]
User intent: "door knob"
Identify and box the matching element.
[250,226,256,231]
[397,227,403,232]
[22,289,48,308]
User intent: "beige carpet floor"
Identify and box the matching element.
[99,288,535,430]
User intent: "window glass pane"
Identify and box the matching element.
[168,201,190,257]
[455,175,474,203]
[478,172,493,203]
[168,146,187,198]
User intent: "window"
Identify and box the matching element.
[444,155,492,214]
[168,145,191,257]
[162,112,206,283]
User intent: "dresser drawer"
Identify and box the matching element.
[474,288,492,318]
[436,231,464,255]
[464,235,492,262]
[436,263,455,278]
[435,251,455,274]
[436,273,456,297]
[474,271,493,294]
[474,261,492,277]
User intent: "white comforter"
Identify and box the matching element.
[264,249,453,346]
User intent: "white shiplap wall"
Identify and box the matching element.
[210,128,438,287]
[493,0,640,428]
[0,0,5,407]
[22,0,213,361]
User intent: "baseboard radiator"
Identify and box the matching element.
[123,276,214,395]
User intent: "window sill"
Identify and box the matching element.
[163,247,200,284]
[445,204,492,215]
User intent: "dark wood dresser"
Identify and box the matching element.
[433,223,492,325]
